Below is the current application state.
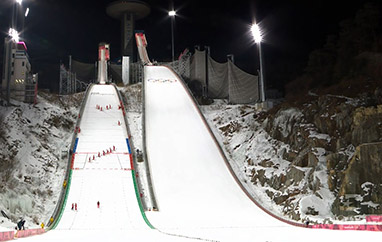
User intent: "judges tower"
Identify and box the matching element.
[106,1,150,58]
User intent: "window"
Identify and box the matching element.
[22,61,25,66]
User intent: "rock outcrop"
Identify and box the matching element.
[260,94,382,218]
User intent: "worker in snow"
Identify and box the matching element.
[97,201,100,208]
[75,203,77,211]
[71,203,74,210]
[16,219,25,230]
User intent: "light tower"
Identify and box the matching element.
[106,0,150,59]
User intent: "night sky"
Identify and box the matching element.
[0,0,374,92]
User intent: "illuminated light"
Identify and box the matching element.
[251,24,262,43]
[168,10,176,16]
[16,0,22,5]
[8,28,20,42]
[25,8,29,17]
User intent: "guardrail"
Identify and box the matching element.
[47,84,94,229]
[118,80,158,212]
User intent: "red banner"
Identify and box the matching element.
[0,231,14,241]
[312,224,382,231]
[15,228,45,238]
[366,215,382,222]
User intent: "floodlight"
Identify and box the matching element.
[9,28,20,42]
[251,24,262,43]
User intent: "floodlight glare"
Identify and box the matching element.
[25,8,29,17]
[251,24,262,43]
[16,0,22,5]
[169,10,176,16]
[9,28,20,42]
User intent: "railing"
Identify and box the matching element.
[141,67,159,211]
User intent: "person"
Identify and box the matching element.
[71,203,74,210]
[75,203,77,211]
[41,222,45,229]
[97,201,100,208]
[17,219,25,230]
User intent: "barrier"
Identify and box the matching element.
[15,228,45,238]
[0,228,46,241]
[0,231,14,241]
[73,138,79,153]
[366,215,382,222]
[312,224,382,231]
[131,168,155,229]
[126,138,131,154]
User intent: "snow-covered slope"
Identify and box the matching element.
[0,93,81,230]
[142,66,382,241]
[26,84,195,241]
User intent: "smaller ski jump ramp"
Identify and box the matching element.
[143,66,382,241]
[144,66,289,240]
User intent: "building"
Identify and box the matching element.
[1,39,37,104]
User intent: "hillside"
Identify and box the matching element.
[0,92,82,230]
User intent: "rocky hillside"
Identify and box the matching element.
[265,91,382,219]
[0,91,81,229]
[201,88,382,224]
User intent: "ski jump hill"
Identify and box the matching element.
[2,33,382,242]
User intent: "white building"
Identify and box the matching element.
[1,40,37,103]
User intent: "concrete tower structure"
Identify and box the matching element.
[106,0,150,58]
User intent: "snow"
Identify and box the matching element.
[141,66,382,241]
[25,84,197,241]
[2,69,382,241]
[0,94,79,230]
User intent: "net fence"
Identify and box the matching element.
[187,49,259,104]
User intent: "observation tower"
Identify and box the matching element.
[106,0,150,58]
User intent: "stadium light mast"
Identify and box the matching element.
[251,23,266,102]
[169,10,176,62]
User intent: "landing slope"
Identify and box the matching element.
[23,84,190,241]
[143,66,382,241]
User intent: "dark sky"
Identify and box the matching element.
[0,0,374,92]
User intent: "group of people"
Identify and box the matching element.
[96,104,112,111]
[71,203,78,211]
[71,201,101,211]
[87,146,116,163]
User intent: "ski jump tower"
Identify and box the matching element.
[97,43,110,84]
[106,0,150,59]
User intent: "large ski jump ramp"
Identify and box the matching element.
[143,65,382,241]
[23,84,190,241]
